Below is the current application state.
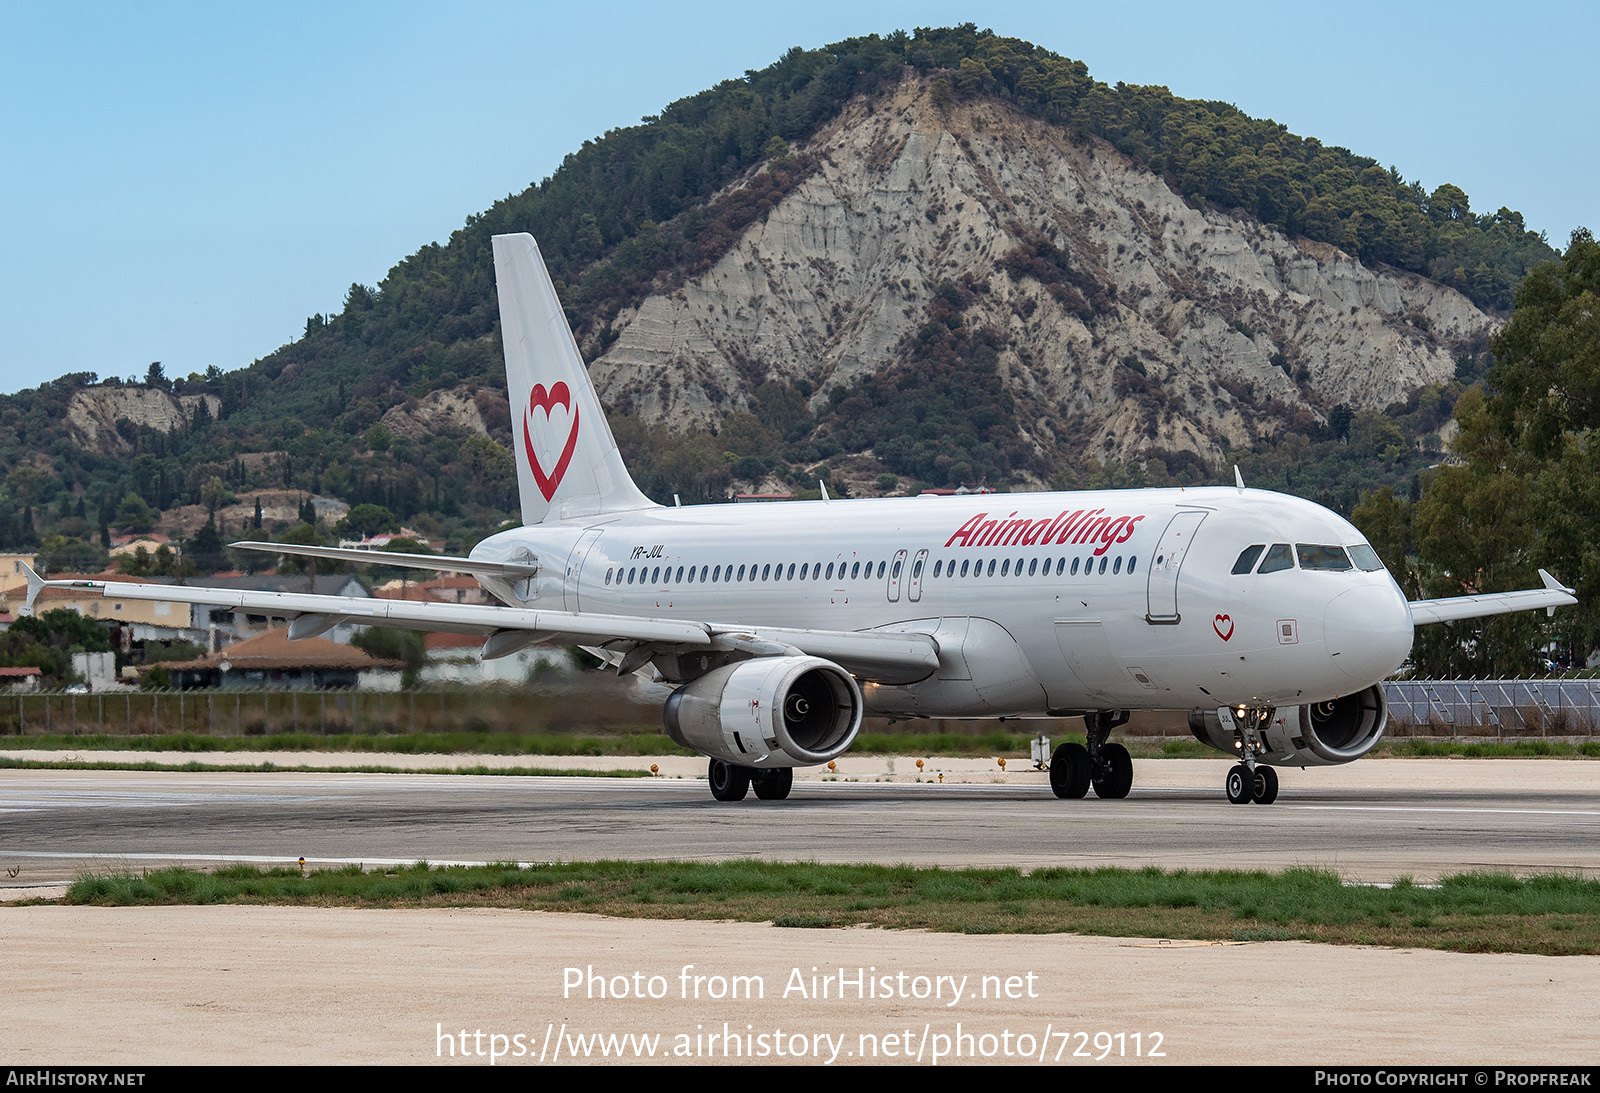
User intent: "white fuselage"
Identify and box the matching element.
[470,486,1414,718]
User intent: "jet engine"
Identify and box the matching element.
[1186,683,1388,767]
[663,655,863,768]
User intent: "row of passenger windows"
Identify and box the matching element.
[602,552,1138,587]
[1231,542,1384,575]
[932,554,1137,578]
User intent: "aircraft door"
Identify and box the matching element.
[888,549,908,602]
[565,529,605,612]
[907,549,928,602]
[1145,510,1207,623]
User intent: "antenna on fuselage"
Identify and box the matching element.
[1233,465,1245,493]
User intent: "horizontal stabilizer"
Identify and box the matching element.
[230,541,539,580]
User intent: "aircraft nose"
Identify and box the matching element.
[1323,585,1413,684]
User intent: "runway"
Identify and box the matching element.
[4,756,1600,1066]
[3,757,1598,888]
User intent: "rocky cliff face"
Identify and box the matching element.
[67,388,223,454]
[590,76,1489,470]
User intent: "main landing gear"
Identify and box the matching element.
[1223,706,1280,805]
[707,759,793,802]
[1050,710,1133,800]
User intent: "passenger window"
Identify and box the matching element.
[891,559,902,579]
[1258,544,1294,574]
[934,560,943,578]
[1113,556,1122,574]
[605,568,613,585]
[787,563,795,580]
[1232,545,1266,575]
[1098,557,1108,575]
[651,566,660,583]
[676,566,684,582]
[1129,556,1137,574]
[877,561,886,579]
[912,559,922,577]
[1029,558,1038,576]
[1001,559,1010,576]
[849,562,860,579]
[1070,557,1080,575]
[1297,545,1353,571]
[986,560,996,577]
[960,559,970,577]
[701,566,709,582]
[1056,558,1066,576]
[1348,544,1384,572]
[737,565,746,581]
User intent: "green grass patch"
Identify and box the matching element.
[51,861,1600,956]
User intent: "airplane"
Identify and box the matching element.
[26,233,1578,804]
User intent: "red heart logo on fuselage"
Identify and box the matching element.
[523,382,580,502]
[1213,614,1234,641]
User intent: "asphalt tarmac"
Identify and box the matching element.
[2,755,1597,888]
[3,755,1598,1066]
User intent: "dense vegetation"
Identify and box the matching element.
[1351,230,1598,677]
[0,26,1561,603]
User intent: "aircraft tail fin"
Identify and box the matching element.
[493,233,655,526]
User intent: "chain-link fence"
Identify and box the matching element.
[1384,679,1600,739]
[0,686,662,739]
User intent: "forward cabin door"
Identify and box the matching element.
[1145,510,1207,623]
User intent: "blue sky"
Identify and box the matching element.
[3,1,1594,395]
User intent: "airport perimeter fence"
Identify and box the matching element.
[1383,679,1600,739]
[4,679,1599,742]
[0,686,665,741]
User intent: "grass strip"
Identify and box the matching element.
[54,861,1600,956]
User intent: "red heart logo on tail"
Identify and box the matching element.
[523,382,580,502]
[1213,614,1234,641]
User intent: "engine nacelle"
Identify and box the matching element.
[1186,683,1388,767]
[663,655,863,768]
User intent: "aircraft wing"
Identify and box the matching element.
[1408,569,1577,625]
[22,569,939,682]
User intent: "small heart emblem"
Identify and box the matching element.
[1213,614,1234,641]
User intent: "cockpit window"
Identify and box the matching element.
[1347,544,1384,572]
[1257,544,1294,574]
[1232,545,1265,575]
[1297,544,1353,571]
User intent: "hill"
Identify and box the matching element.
[0,26,1557,565]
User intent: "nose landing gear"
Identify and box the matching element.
[1220,705,1280,804]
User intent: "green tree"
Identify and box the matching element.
[337,503,399,540]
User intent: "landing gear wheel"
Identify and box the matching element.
[752,768,793,800]
[1092,742,1134,799]
[1049,742,1091,799]
[1225,764,1254,805]
[708,759,751,802]
[1251,765,1279,805]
